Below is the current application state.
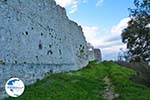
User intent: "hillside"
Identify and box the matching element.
[5,61,150,100]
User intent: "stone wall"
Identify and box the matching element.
[87,43,95,61]
[0,63,78,98]
[87,43,102,61]
[94,49,102,61]
[0,0,89,99]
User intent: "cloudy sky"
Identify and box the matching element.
[55,0,134,60]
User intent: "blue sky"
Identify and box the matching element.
[55,0,135,60]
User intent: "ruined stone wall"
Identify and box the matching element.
[87,43,102,62]
[0,0,89,98]
[87,43,95,61]
[94,49,102,61]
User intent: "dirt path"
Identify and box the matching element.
[103,76,119,100]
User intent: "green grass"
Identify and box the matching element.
[5,61,107,100]
[103,61,150,100]
[5,61,150,100]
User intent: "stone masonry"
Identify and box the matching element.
[0,0,90,99]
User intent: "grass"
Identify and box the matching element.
[5,61,150,100]
[104,62,150,100]
[5,61,107,100]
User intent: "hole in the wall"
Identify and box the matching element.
[31,27,34,30]
[39,44,42,50]
[36,56,38,59]
[0,60,5,65]
[39,40,42,50]
[25,31,28,35]
[49,44,52,48]
[41,33,43,36]
[15,60,17,64]
[79,46,84,54]
[36,56,39,60]
[47,50,53,55]
[59,49,62,55]
[52,28,54,31]
[24,62,26,64]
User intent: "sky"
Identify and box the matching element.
[55,0,135,60]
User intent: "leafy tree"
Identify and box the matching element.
[121,0,150,62]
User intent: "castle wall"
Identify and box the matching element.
[94,49,102,61]
[0,0,89,99]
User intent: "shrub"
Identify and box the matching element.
[116,60,150,87]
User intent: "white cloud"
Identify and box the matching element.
[82,25,114,47]
[55,0,75,7]
[81,19,129,48]
[102,44,126,53]
[101,44,126,60]
[81,18,130,60]
[55,0,87,14]
[100,18,131,60]
[82,26,99,36]
[82,26,103,45]
[111,17,131,34]
[96,0,104,7]
[90,39,105,47]
[69,0,78,13]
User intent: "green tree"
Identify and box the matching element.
[121,0,150,62]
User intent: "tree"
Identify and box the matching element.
[121,0,150,62]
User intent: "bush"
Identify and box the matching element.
[116,60,150,87]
